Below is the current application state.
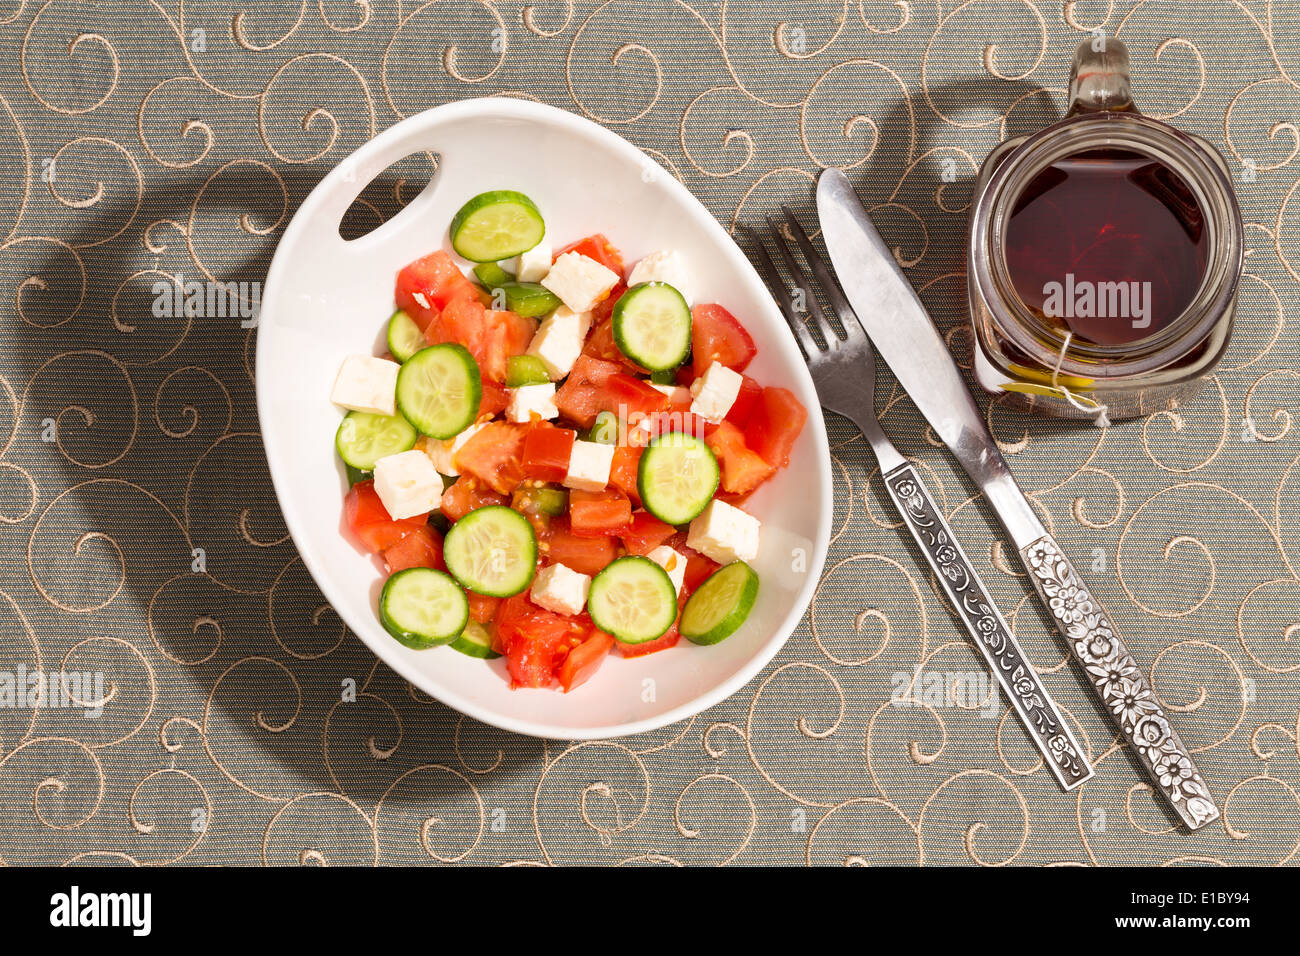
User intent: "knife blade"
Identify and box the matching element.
[816,167,1221,830]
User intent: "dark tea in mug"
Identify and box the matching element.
[1003,148,1208,347]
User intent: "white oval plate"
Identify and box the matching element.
[257,98,831,739]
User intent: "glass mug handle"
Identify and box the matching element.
[1067,36,1135,114]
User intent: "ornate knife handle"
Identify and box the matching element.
[883,465,1094,790]
[1021,536,1221,829]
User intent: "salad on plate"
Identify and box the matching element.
[329,189,807,691]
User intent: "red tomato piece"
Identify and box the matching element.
[556,234,625,275]
[557,628,615,692]
[521,422,576,484]
[492,594,575,689]
[706,420,776,494]
[439,477,509,522]
[747,386,808,469]
[725,374,763,428]
[544,517,618,577]
[467,591,500,624]
[667,532,722,591]
[606,373,670,423]
[478,379,509,419]
[480,309,538,384]
[395,250,478,331]
[608,444,643,504]
[621,510,675,555]
[455,421,528,495]
[590,281,627,327]
[427,284,486,352]
[345,480,428,553]
[691,303,757,378]
[569,488,632,537]
[381,524,445,573]
[553,355,622,428]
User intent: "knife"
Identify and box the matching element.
[817,167,1220,830]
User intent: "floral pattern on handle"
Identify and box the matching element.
[884,466,1093,790]
[1023,537,1221,829]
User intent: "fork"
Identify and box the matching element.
[738,209,1095,791]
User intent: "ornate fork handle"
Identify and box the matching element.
[1020,537,1220,828]
[883,465,1094,790]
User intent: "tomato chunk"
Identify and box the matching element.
[395,250,478,331]
[492,594,575,689]
[382,524,445,573]
[725,374,763,428]
[606,373,670,424]
[478,379,509,419]
[480,309,538,384]
[440,477,508,522]
[467,591,500,624]
[691,303,757,377]
[569,488,632,537]
[553,355,621,429]
[545,517,618,577]
[608,444,643,504]
[455,421,528,495]
[747,386,808,469]
[706,420,776,494]
[621,510,675,555]
[345,480,428,553]
[556,234,624,274]
[557,627,615,692]
[521,422,576,484]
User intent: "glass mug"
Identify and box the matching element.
[967,38,1243,422]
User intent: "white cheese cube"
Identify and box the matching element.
[330,355,400,416]
[373,449,443,519]
[541,252,619,314]
[646,545,687,594]
[627,249,694,305]
[564,439,615,492]
[531,562,591,617]
[526,305,591,379]
[422,422,485,477]
[513,237,552,283]
[689,360,743,424]
[507,383,559,423]
[687,499,760,565]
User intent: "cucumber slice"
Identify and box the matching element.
[680,561,758,645]
[448,619,500,659]
[587,556,678,644]
[443,505,537,596]
[586,410,620,445]
[379,568,469,650]
[472,261,515,289]
[506,354,551,387]
[335,410,417,470]
[387,309,426,362]
[449,190,545,263]
[396,343,482,439]
[613,282,692,371]
[637,431,719,525]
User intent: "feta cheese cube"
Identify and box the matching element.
[373,449,443,520]
[564,439,615,492]
[689,361,743,424]
[526,305,592,379]
[330,355,400,416]
[422,422,485,477]
[506,383,559,423]
[513,236,552,283]
[646,545,687,594]
[541,252,619,313]
[687,499,760,564]
[531,562,591,617]
[627,249,694,305]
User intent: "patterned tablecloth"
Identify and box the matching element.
[0,0,1297,867]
